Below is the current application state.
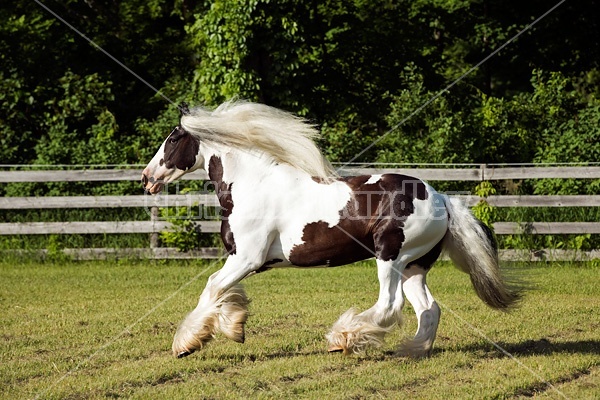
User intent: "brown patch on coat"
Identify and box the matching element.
[289,174,431,266]
[208,155,236,255]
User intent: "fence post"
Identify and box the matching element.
[150,206,159,248]
[480,164,487,181]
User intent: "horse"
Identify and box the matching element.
[142,100,521,358]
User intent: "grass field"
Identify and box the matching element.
[1,259,598,399]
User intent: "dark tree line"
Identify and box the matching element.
[1,0,599,195]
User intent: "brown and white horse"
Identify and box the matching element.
[142,100,520,358]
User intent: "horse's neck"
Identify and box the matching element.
[200,144,345,216]
[202,144,273,189]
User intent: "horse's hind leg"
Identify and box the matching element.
[397,264,441,358]
[326,259,404,354]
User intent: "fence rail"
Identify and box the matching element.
[3,165,600,183]
[0,194,220,209]
[3,194,600,210]
[2,221,599,236]
[1,167,599,260]
[0,221,222,235]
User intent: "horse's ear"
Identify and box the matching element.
[179,102,190,116]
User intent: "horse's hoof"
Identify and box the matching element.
[234,333,245,344]
[176,350,195,358]
[328,345,344,353]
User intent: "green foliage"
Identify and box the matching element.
[3,0,599,172]
[159,204,222,252]
[501,231,594,252]
[186,0,262,104]
[530,71,600,195]
[379,68,599,174]
[0,0,194,170]
[159,206,204,252]
[45,234,71,263]
[471,181,497,229]
[378,64,473,165]
[34,71,120,166]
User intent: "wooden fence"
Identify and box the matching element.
[1,165,599,261]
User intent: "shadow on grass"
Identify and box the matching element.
[187,338,600,364]
[205,349,327,363]
[454,338,600,357]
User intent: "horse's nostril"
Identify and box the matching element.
[141,174,148,186]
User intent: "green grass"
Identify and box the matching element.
[1,260,599,399]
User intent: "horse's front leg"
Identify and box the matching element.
[172,255,260,358]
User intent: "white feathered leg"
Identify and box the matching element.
[172,281,250,357]
[172,256,256,357]
[397,265,440,358]
[326,259,403,354]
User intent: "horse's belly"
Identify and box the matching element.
[283,221,375,267]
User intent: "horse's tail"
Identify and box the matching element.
[442,196,521,310]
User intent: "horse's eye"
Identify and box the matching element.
[170,138,178,144]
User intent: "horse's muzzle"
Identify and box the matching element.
[141,173,164,194]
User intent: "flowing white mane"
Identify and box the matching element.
[180,100,339,182]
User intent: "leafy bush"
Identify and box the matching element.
[159,202,222,252]
[471,181,498,229]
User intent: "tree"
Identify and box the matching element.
[2,0,599,176]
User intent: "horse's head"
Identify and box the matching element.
[142,104,203,194]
